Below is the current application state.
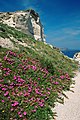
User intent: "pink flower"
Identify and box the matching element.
[53,81,59,85]
[23,119,27,120]
[27,65,31,69]
[6,72,10,75]
[32,109,36,113]
[13,76,17,80]
[30,97,34,101]
[28,88,32,93]
[46,87,51,91]
[12,101,19,107]
[0,84,2,87]
[34,106,38,109]
[8,96,10,99]
[12,92,16,95]
[24,92,30,97]
[38,78,40,80]
[0,63,2,66]
[19,114,22,118]
[2,100,5,103]
[45,97,48,100]
[9,51,17,57]
[4,91,9,96]
[17,77,25,83]
[0,79,4,82]
[47,92,50,95]
[4,56,7,61]
[3,68,7,71]
[19,91,23,95]
[31,65,37,71]
[39,102,44,107]
[37,98,40,101]
[11,108,14,111]
[2,88,6,91]
[35,88,40,94]
[23,111,27,116]
[18,111,21,115]
[41,99,45,103]
[60,75,65,80]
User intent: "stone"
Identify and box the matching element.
[0,9,46,42]
[0,37,14,49]
[73,52,80,63]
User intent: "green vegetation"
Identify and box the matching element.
[0,23,78,120]
[0,23,32,39]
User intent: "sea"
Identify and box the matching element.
[61,49,80,58]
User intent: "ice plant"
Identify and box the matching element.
[53,81,59,85]
[2,88,6,91]
[11,101,19,107]
[0,49,77,120]
[23,111,27,116]
[2,100,5,103]
[4,91,9,96]
[31,65,37,71]
[60,75,65,80]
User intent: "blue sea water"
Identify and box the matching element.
[61,50,80,58]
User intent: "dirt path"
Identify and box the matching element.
[54,72,80,120]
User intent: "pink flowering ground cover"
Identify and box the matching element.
[0,49,77,120]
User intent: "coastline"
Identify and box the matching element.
[61,49,80,58]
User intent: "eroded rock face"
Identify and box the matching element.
[0,9,45,42]
[0,37,14,49]
[73,52,80,63]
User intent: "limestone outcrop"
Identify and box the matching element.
[0,9,45,42]
[73,52,80,63]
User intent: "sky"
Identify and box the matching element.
[0,0,80,49]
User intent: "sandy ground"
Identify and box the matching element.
[54,71,80,120]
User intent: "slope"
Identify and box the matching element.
[0,23,78,120]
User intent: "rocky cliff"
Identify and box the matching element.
[0,9,45,42]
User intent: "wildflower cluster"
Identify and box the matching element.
[0,50,73,120]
